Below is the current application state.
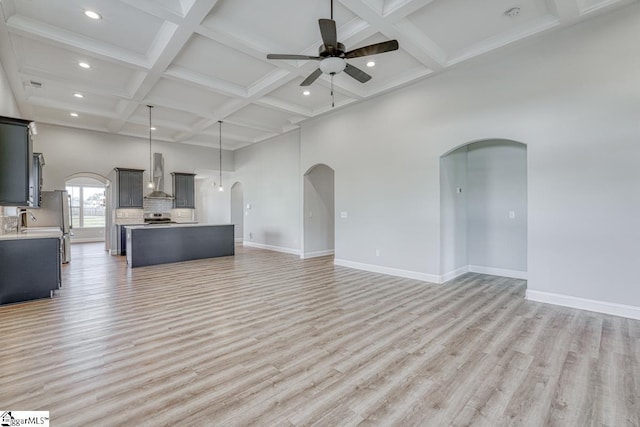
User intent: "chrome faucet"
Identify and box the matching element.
[17,209,37,232]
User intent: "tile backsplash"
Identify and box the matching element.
[143,199,173,213]
[0,207,18,234]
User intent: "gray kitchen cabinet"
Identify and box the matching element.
[115,168,144,208]
[0,116,33,206]
[171,172,195,208]
[0,237,61,304]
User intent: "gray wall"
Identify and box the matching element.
[233,130,301,253]
[33,124,234,192]
[300,5,640,307]
[440,146,468,276]
[230,182,244,240]
[467,141,527,272]
[303,164,335,256]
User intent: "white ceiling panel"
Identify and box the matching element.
[346,33,426,86]
[12,36,141,97]
[120,122,181,142]
[202,0,357,53]
[407,0,554,56]
[171,34,277,88]
[227,104,295,132]
[146,78,233,115]
[11,0,166,55]
[31,105,111,131]
[0,0,635,150]
[129,105,203,130]
[267,78,354,112]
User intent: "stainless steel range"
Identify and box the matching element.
[143,212,176,225]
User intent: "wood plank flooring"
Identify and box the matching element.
[1,243,638,426]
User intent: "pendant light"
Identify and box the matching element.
[218,120,224,192]
[147,105,154,189]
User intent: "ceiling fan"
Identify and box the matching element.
[266,0,399,105]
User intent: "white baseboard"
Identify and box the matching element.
[526,289,640,320]
[300,249,335,259]
[235,238,243,243]
[440,266,470,283]
[468,265,528,280]
[242,241,301,256]
[334,258,440,283]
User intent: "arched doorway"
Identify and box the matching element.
[65,173,108,243]
[302,164,335,259]
[230,182,244,242]
[440,139,527,282]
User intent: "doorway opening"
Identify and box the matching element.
[440,139,527,282]
[230,182,244,242]
[302,164,335,259]
[65,174,108,243]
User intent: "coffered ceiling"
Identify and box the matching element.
[0,0,635,150]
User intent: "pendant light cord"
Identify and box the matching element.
[331,0,333,20]
[331,74,335,108]
[148,105,153,188]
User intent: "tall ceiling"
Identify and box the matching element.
[0,0,635,150]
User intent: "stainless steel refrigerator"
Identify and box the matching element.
[27,190,71,263]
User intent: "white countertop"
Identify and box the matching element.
[125,223,232,230]
[0,227,62,241]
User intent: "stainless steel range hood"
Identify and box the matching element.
[144,189,174,199]
[144,153,174,199]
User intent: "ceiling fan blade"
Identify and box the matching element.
[300,68,323,86]
[319,19,338,52]
[267,54,321,60]
[344,40,399,58]
[344,63,371,83]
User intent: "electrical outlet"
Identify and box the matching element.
[340,211,348,218]
[509,211,516,219]
[249,232,253,240]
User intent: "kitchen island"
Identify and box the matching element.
[125,223,234,268]
[0,228,62,304]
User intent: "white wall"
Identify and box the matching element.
[233,131,301,254]
[440,146,468,277]
[303,164,335,256]
[298,5,640,310]
[196,174,231,225]
[467,140,527,273]
[0,62,19,117]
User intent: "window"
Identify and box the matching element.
[65,183,105,228]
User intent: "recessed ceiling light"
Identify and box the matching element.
[84,10,102,20]
[303,90,310,96]
[366,61,375,67]
[150,127,156,131]
[73,93,84,98]
[70,113,79,117]
[78,62,90,69]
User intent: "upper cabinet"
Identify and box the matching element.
[115,168,144,208]
[171,173,195,209]
[0,116,34,207]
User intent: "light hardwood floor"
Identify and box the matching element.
[1,243,638,426]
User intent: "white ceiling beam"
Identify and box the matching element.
[548,0,582,22]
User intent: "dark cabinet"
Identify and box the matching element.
[115,168,144,208]
[0,116,33,206]
[0,237,61,304]
[30,153,45,207]
[172,173,195,208]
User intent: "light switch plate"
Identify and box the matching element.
[340,211,348,218]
